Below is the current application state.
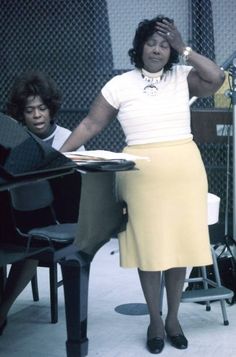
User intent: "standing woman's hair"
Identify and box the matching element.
[128,15,179,71]
[6,70,62,123]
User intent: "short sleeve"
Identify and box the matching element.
[179,64,193,77]
[101,76,121,109]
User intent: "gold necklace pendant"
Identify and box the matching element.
[141,69,163,96]
[143,84,159,96]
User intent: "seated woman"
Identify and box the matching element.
[6,69,85,151]
[0,70,83,334]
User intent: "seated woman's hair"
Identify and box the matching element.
[6,70,62,123]
[128,15,179,71]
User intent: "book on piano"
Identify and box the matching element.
[63,150,149,171]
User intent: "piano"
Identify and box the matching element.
[0,113,128,357]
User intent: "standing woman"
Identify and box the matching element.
[60,15,224,354]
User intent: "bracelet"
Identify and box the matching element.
[182,46,192,63]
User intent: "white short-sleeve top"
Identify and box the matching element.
[43,125,85,151]
[101,65,193,145]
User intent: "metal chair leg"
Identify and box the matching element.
[49,264,58,324]
[0,266,7,303]
[201,266,211,311]
[211,247,230,325]
[31,272,39,301]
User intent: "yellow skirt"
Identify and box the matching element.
[116,138,212,271]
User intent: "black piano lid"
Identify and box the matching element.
[0,113,77,181]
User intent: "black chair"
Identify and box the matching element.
[8,178,79,323]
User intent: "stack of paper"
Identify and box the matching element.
[64,150,149,162]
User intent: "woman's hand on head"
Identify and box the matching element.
[155,19,185,54]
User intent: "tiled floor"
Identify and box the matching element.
[0,238,235,357]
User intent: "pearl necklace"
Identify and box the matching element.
[141,68,164,96]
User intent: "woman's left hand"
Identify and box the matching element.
[155,19,225,98]
[155,19,185,54]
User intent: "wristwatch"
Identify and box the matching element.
[182,46,192,62]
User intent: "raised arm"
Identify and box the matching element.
[155,19,225,98]
[183,50,225,98]
[60,93,118,152]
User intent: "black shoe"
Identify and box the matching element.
[0,320,7,336]
[167,333,188,349]
[147,336,165,354]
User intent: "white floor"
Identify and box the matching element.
[0,238,235,357]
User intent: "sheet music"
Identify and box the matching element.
[63,150,150,162]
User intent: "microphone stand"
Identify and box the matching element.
[224,123,231,239]
[230,60,236,242]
